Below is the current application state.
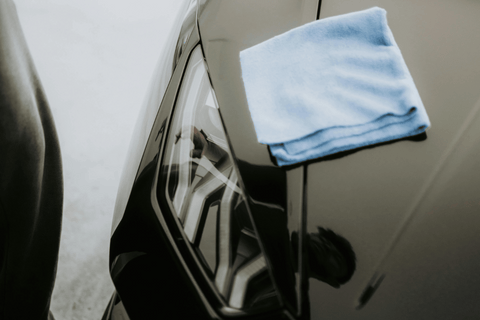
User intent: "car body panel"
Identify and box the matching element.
[107,0,480,318]
[306,0,480,319]
[198,0,480,318]
[107,1,306,318]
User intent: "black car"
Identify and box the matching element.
[102,0,480,319]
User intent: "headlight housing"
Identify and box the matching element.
[160,45,279,311]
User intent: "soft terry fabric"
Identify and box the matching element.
[239,7,430,166]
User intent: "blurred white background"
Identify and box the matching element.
[14,0,183,318]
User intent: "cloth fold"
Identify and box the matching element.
[239,7,430,166]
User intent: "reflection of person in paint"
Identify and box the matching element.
[189,126,356,288]
[302,227,356,288]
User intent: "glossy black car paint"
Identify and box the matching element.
[105,0,480,319]
[197,1,480,319]
[306,1,480,319]
[104,1,317,319]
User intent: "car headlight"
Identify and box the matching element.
[160,45,279,311]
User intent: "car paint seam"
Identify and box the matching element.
[316,0,322,20]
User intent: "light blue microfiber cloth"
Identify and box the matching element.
[239,7,430,166]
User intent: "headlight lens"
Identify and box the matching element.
[161,46,279,311]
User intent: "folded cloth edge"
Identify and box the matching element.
[271,106,430,166]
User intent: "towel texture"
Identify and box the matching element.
[239,7,430,166]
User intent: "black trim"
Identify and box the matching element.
[316,0,322,20]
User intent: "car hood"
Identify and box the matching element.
[306,1,480,319]
[198,0,480,319]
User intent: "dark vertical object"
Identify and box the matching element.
[316,0,322,20]
[0,1,63,319]
[300,165,310,320]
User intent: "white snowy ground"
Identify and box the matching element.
[14,0,183,319]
